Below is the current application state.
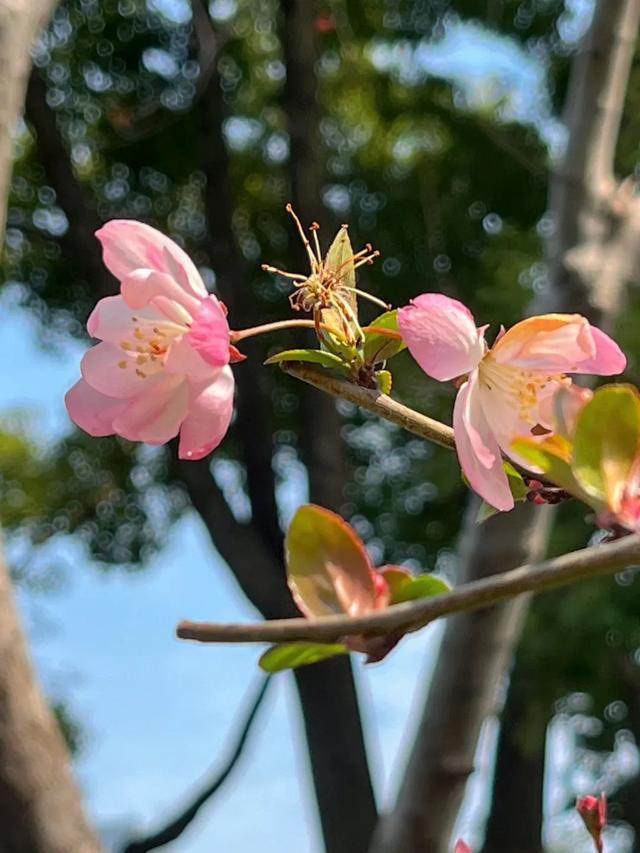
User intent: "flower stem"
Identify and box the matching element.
[230,319,318,343]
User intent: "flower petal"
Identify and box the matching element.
[112,373,188,444]
[120,269,200,319]
[87,295,162,344]
[453,372,514,511]
[398,293,484,381]
[491,314,596,371]
[81,341,162,399]
[164,337,217,380]
[65,379,125,436]
[186,295,231,367]
[178,367,235,460]
[572,325,627,375]
[96,220,207,299]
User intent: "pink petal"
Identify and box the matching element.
[398,293,484,381]
[65,379,125,436]
[164,337,218,380]
[454,841,472,853]
[96,220,207,300]
[572,325,626,375]
[178,367,235,460]
[453,373,514,511]
[186,295,230,367]
[87,295,162,344]
[112,373,188,444]
[491,314,595,371]
[120,269,200,319]
[81,342,162,399]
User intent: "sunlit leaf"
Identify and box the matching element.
[388,572,451,604]
[511,435,581,497]
[286,504,377,618]
[265,348,351,373]
[572,384,640,509]
[363,310,406,365]
[259,642,349,672]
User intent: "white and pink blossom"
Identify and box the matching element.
[66,219,235,460]
[398,294,626,510]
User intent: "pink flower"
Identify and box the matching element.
[454,842,472,853]
[576,793,606,852]
[398,294,626,510]
[66,220,235,460]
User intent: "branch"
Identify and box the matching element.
[121,677,271,853]
[176,533,640,645]
[280,363,455,451]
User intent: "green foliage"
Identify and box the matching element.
[386,571,450,604]
[363,310,406,366]
[259,642,349,673]
[264,348,352,372]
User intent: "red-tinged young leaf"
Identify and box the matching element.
[378,566,413,600]
[259,642,349,673]
[286,504,381,618]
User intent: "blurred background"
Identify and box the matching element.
[3,0,640,851]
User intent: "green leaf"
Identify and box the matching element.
[265,348,351,373]
[376,369,392,394]
[572,384,640,508]
[476,462,529,522]
[511,435,582,497]
[259,642,349,672]
[363,310,406,365]
[389,573,451,604]
[325,225,356,301]
[286,504,377,617]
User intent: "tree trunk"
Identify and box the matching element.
[371,2,640,850]
[0,546,101,853]
[0,2,101,850]
[480,667,545,853]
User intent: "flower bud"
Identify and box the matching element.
[576,793,606,851]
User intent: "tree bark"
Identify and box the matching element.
[0,0,57,242]
[0,2,101,850]
[282,5,378,850]
[0,544,101,853]
[480,665,545,853]
[371,2,640,851]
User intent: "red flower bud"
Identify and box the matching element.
[576,793,606,852]
[454,841,472,853]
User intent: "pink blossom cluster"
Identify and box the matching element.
[67,219,626,515]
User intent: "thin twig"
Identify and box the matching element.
[280,362,456,450]
[121,676,271,853]
[176,533,640,646]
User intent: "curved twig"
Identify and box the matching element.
[176,534,640,646]
[121,676,271,853]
